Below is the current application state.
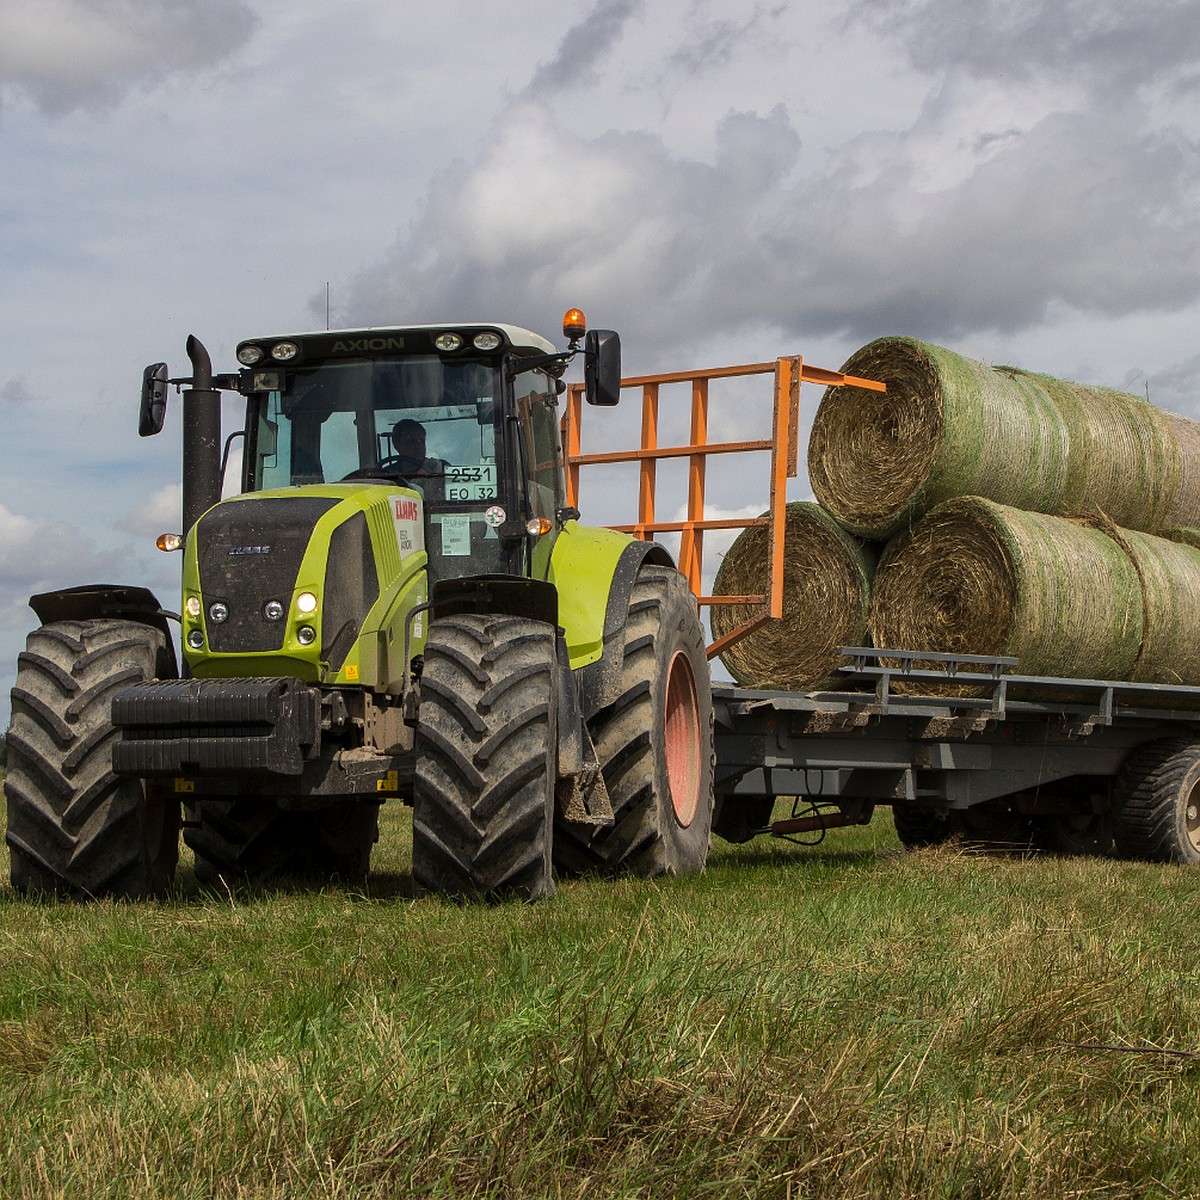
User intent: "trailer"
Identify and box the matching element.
[565,359,1200,867]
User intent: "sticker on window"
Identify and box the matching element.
[438,514,471,556]
[445,463,498,502]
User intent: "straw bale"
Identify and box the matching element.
[868,498,1143,685]
[711,502,877,690]
[808,337,1197,540]
[1101,525,1200,685]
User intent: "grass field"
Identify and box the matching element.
[2,795,1199,1199]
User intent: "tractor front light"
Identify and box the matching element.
[186,630,205,650]
[296,591,318,614]
[185,596,201,618]
[297,624,317,646]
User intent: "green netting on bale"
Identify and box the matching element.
[1102,525,1200,685]
[711,502,878,690]
[808,336,1197,540]
[868,497,1143,686]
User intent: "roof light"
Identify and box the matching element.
[237,345,264,365]
[473,332,502,351]
[563,309,586,340]
[271,341,299,361]
[434,332,463,352]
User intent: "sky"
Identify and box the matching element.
[1,0,1199,723]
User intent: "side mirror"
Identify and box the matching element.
[139,363,169,436]
[584,329,621,407]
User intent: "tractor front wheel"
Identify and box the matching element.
[412,613,557,901]
[556,566,714,877]
[5,619,179,899]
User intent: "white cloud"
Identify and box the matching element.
[0,0,257,114]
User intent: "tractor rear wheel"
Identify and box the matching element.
[5,619,179,899]
[412,613,557,901]
[1112,738,1200,863]
[185,800,379,885]
[555,566,714,877]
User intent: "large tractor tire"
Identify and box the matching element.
[1111,738,1200,864]
[412,613,557,901]
[555,565,714,877]
[5,619,179,899]
[185,800,379,885]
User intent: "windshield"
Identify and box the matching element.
[250,355,500,503]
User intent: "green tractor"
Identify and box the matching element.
[4,313,714,900]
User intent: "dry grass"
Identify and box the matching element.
[711,502,877,690]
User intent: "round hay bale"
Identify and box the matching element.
[808,337,1188,540]
[711,502,877,690]
[1110,526,1200,685]
[868,497,1143,685]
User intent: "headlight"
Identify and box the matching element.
[263,600,284,621]
[296,591,318,614]
[184,596,201,618]
[209,602,228,623]
[186,630,205,650]
[297,625,317,646]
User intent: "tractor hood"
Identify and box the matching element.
[179,484,428,684]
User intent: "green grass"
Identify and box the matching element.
[2,800,1199,1198]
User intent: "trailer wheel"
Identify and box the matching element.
[412,614,557,901]
[5,619,179,899]
[186,800,379,884]
[556,566,714,877]
[1112,739,1200,864]
[891,803,954,849]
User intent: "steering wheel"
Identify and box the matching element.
[340,466,413,485]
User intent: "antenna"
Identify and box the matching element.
[326,282,331,330]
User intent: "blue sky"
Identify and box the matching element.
[1,0,1199,722]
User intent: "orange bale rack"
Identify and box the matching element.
[563,356,885,659]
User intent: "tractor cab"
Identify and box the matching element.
[234,324,573,584]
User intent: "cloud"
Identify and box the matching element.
[845,0,1200,96]
[347,101,1200,352]
[0,0,257,115]
[0,503,115,624]
[0,378,35,406]
[122,483,183,537]
[524,0,643,99]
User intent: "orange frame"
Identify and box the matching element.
[563,356,885,658]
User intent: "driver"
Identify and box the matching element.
[389,419,442,476]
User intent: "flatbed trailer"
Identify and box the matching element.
[561,350,1200,866]
[709,648,1200,859]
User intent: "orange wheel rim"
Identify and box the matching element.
[664,650,701,827]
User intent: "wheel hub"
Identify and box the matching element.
[664,650,701,828]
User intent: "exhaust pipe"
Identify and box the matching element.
[182,335,222,535]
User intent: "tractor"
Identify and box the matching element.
[4,312,714,900]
